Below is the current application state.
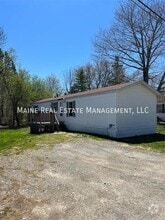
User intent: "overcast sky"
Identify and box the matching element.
[0,0,119,78]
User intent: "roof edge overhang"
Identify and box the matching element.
[33,81,159,104]
[131,80,159,96]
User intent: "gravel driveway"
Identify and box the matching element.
[0,138,165,220]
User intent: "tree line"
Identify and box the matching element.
[0,0,164,127]
[0,47,61,127]
[63,57,129,94]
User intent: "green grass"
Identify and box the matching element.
[120,124,165,153]
[0,124,164,154]
[0,128,84,154]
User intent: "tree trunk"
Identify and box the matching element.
[143,68,149,84]
[157,72,165,92]
[11,104,20,127]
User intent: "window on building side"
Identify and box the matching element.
[60,102,63,116]
[51,102,58,112]
[66,101,76,117]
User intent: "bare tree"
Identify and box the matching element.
[44,73,62,97]
[94,60,113,88]
[156,72,165,91]
[63,69,75,94]
[93,0,165,84]
[83,63,96,90]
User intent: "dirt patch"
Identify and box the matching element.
[0,139,165,219]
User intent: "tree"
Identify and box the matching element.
[0,27,6,47]
[44,73,62,97]
[150,71,165,92]
[0,49,5,123]
[93,59,113,88]
[30,76,51,102]
[0,49,17,126]
[111,56,128,84]
[83,63,96,90]
[63,69,75,94]
[0,48,46,126]
[157,72,165,91]
[93,0,165,84]
[70,67,88,93]
[6,69,31,127]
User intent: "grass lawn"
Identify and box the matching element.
[0,128,85,154]
[0,124,164,154]
[120,124,165,153]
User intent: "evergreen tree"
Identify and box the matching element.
[70,67,88,93]
[111,56,127,85]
